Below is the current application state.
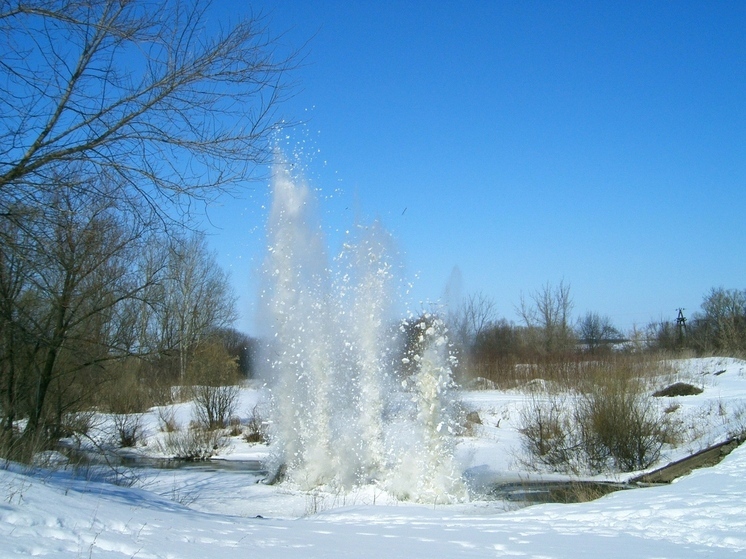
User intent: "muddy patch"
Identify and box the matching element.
[490,480,629,504]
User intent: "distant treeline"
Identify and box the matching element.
[447,284,746,386]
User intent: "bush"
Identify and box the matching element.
[59,411,96,440]
[519,392,579,471]
[242,406,269,444]
[191,384,240,430]
[519,374,677,474]
[111,413,144,448]
[157,425,228,460]
[187,341,241,430]
[99,368,151,448]
[101,366,152,415]
[577,377,672,471]
[157,405,179,432]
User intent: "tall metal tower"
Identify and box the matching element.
[676,308,687,344]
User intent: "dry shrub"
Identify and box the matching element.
[144,374,177,407]
[157,425,228,460]
[191,384,239,430]
[519,392,580,471]
[554,482,623,504]
[111,413,144,448]
[187,342,241,430]
[0,429,51,464]
[577,376,673,472]
[59,411,96,439]
[479,352,672,393]
[101,368,151,448]
[157,405,179,433]
[101,362,154,414]
[242,406,268,444]
[728,403,746,439]
[228,416,242,437]
[519,367,678,474]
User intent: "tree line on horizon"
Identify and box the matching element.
[448,282,746,385]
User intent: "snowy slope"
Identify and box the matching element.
[2,357,745,558]
[3,445,746,558]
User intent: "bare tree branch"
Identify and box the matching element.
[1,0,296,219]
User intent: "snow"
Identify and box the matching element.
[2,357,746,558]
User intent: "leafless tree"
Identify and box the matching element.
[0,184,154,450]
[0,0,294,458]
[577,312,621,353]
[0,212,31,442]
[0,0,294,221]
[692,287,746,353]
[518,280,575,355]
[146,232,237,380]
[447,291,499,379]
[452,291,499,349]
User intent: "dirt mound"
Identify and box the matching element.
[653,382,703,397]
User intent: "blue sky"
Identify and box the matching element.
[206,0,745,335]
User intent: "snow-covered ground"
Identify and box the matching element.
[2,357,746,558]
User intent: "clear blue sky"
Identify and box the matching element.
[205,0,745,336]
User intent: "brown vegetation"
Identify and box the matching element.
[0,0,287,462]
[653,382,704,398]
[517,358,678,474]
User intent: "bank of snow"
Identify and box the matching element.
[3,441,746,557]
[2,357,745,557]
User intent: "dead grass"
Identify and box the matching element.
[467,352,677,393]
[518,359,679,474]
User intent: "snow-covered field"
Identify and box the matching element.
[3,357,746,558]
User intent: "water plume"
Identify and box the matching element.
[258,158,465,503]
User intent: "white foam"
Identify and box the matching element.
[257,158,465,502]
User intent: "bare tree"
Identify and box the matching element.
[0,185,153,450]
[647,319,678,352]
[447,291,499,379]
[452,291,499,349]
[0,0,294,458]
[1,188,237,452]
[0,0,294,220]
[518,280,575,355]
[147,232,237,380]
[0,212,31,443]
[692,287,746,353]
[577,312,621,353]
